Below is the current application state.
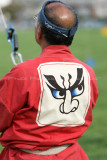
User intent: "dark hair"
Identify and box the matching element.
[38,3,78,46]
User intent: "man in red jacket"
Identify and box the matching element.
[0,0,98,159]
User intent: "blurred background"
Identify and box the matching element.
[0,0,107,159]
[0,0,107,29]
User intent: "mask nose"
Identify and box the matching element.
[60,90,79,114]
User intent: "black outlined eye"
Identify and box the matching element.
[72,85,84,97]
[72,78,84,97]
[52,90,65,99]
[44,75,66,100]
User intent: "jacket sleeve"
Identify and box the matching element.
[0,65,27,132]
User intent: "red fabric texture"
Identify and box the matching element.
[0,45,98,159]
[0,142,89,160]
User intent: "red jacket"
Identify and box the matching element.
[0,45,98,159]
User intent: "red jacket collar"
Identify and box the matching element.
[40,45,74,57]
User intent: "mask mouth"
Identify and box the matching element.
[39,0,79,38]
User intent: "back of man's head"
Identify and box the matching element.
[38,1,78,46]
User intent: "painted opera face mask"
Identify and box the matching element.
[44,68,84,114]
[37,62,90,127]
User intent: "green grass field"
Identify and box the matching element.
[0,28,107,159]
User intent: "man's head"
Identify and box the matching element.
[35,0,78,49]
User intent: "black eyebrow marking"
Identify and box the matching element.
[70,68,83,90]
[60,75,66,88]
[44,75,63,90]
[68,74,72,88]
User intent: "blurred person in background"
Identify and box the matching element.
[0,0,98,160]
